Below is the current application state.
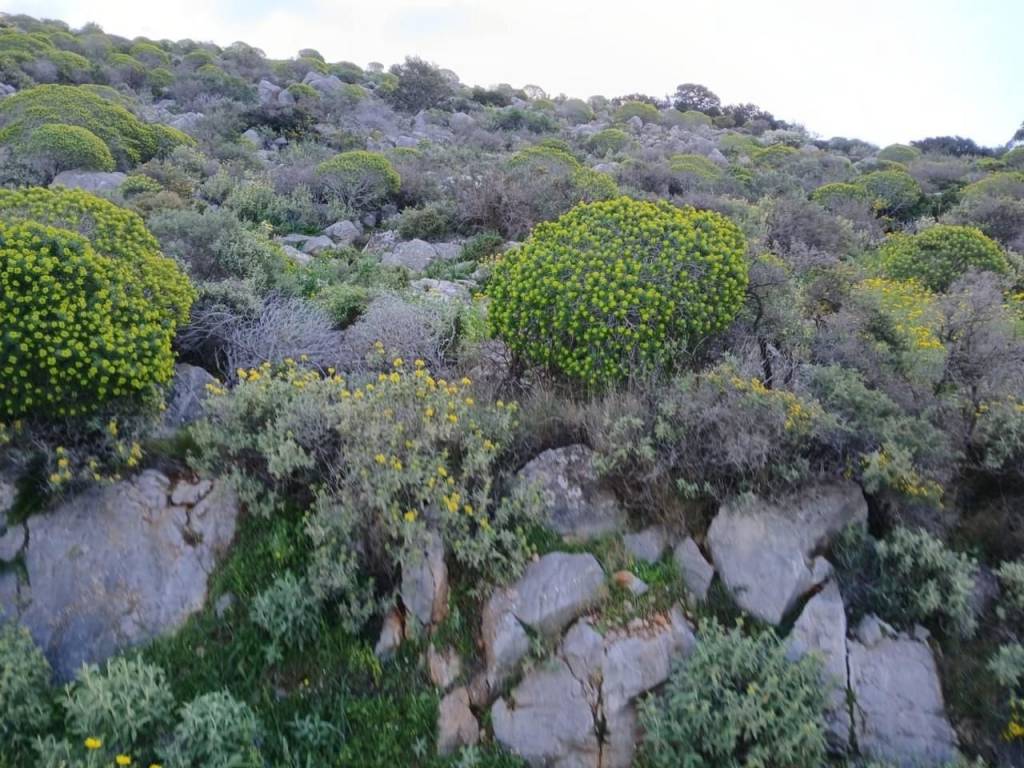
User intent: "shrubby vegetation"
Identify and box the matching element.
[0,12,1022,767]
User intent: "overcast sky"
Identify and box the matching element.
[9,0,1023,147]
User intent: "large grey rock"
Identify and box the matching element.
[427,644,462,690]
[482,589,530,688]
[301,235,334,255]
[492,659,600,768]
[599,607,696,768]
[673,538,714,601]
[258,79,282,105]
[707,482,867,624]
[168,112,203,133]
[362,230,399,254]
[381,239,438,272]
[374,607,405,660]
[161,363,216,434]
[323,219,362,246]
[787,582,850,749]
[623,527,666,564]
[241,128,262,146]
[518,446,626,541]
[509,553,605,636]
[410,278,472,302]
[437,687,478,755]
[432,242,463,262]
[281,244,311,265]
[50,170,126,193]
[6,471,238,680]
[400,531,448,629]
[0,519,26,562]
[302,71,344,93]
[849,632,958,766]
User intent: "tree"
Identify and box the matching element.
[672,83,721,116]
[912,135,993,157]
[385,56,453,112]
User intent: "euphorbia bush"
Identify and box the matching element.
[315,150,400,210]
[876,224,1009,292]
[488,196,748,386]
[0,187,194,420]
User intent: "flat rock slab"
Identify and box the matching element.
[510,552,606,636]
[707,481,866,624]
[492,658,600,768]
[2,470,238,680]
[517,445,626,541]
[849,633,958,766]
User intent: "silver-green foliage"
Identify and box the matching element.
[0,623,52,752]
[161,690,262,768]
[251,571,321,663]
[637,621,827,768]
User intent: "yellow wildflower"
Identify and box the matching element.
[84,738,102,750]
[375,453,387,465]
[404,510,418,522]
[116,756,132,766]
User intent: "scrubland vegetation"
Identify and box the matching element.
[1,11,1024,768]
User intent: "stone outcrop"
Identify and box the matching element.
[0,471,238,680]
[672,537,715,602]
[517,446,626,541]
[707,481,867,624]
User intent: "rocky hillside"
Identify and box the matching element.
[2,11,1024,768]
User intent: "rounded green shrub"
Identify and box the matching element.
[1,623,52,756]
[877,224,1009,292]
[587,127,630,155]
[162,691,262,768]
[856,169,923,220]
[488,196,748,386]
[614,100,660,124]
[315,150,400,210]
[877,143,922,164]
[669,153,723,181]
[0,187,195,420]
[0,84,176,168]
[22,123,116,175]
[810,181,871,211]
[637,621,827,768]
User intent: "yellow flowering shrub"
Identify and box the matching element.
[0,187,194,420]
[191,358,540,630]
[488,197,749,387]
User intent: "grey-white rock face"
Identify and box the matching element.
[301,235,334,255]
[427,644,462,690]
[50,170,126,193]
[241,128,262,146]
[0,478,22,561]
[381,239,439,272]
[492,658,600,768]
[323,219,362,246]
[400,531,449,629]
[437,687,479,755]
[510,553,606,636]
[849,629,958,766]
[161,363,216,434]
[410,278,472,303]
[673,537,714,602]
[281,244,311,265]
[599,608,697,768]
[3,471,238,680]
[362,230,399,254]
[482,590,531,688]
[258,79,282,104]
[707,482,867,624]
[787,582,850,749]
[374,607,405,660]
[623,527,666,564]
[517,446,625,541]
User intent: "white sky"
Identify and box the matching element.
[8,0,1023,147]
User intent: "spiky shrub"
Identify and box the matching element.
[637,621,827,768]
[488,197,748,387]
[315,150,400,211]
[0,187,194,420]
[191,361,540,631]
[0,623,52,758]
[161,691,262,768]
[0,84,191,168]
[876,224,1009,293]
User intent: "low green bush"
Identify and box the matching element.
[397,202,455,241]
[251,571,321,663]
[1,623,52,758]
[587,128,630,155]
[316,150,400,211]
[162,691,262,768]
[63,657,176,764]
[637,621,827,768]
[488,197,748,387]
[833,525,978,637]
[318,282,371,328]
[856,169,923,221]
